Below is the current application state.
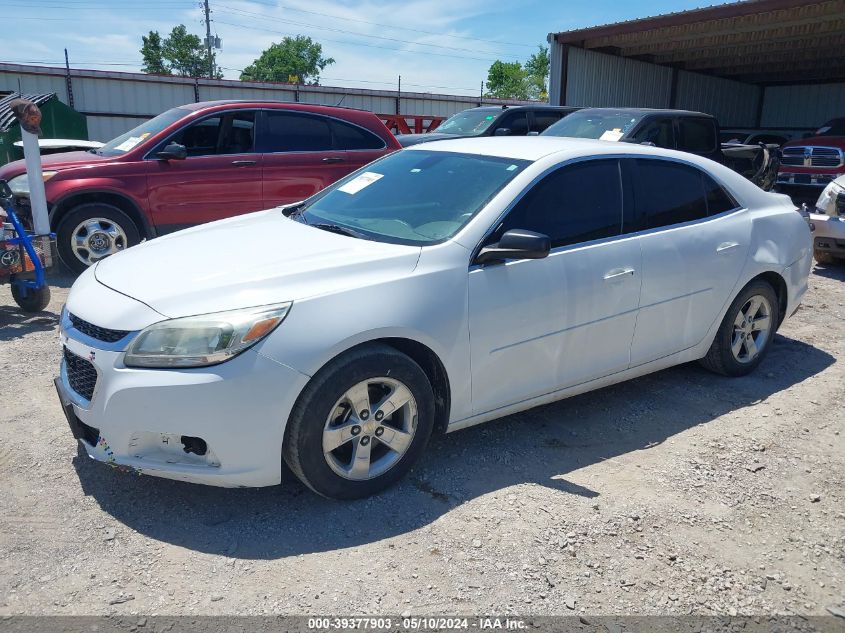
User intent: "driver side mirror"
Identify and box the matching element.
[493,128,512,137]
[156,142,187,161]
[474,229,551,265]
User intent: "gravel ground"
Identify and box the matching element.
[0,261,843,618]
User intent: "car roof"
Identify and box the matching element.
[574,107,713,118]
[465,105,580,113]
[177,100,370,113]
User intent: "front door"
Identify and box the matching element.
[468,159,642,415]
[146,109,262,232]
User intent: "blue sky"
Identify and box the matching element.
[1,0,732,96]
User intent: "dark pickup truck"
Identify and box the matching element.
[542,108,780,190]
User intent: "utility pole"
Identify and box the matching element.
[64,48,74,108]
[203,0,213,79]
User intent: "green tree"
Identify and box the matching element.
[141,31,170,75]
[140,25,221,78]
[240,36,334,85]
[524,45,550,100]
[485,60,529,100]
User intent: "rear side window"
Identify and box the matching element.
[260,111,332,152]
[677,118,717,153]
[496,159,622,248]
[704,174,739,215]
[330,120,385,150]
[634,159,708,229]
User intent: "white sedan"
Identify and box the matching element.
[56,137,812,499]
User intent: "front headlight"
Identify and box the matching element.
[7,171,57,196]
[124,302,291,368]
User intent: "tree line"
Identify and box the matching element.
[140,25,548,100]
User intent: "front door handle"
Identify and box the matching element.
[716,241,740,253]
[231,160,256,167]
[322,157,345,164]
[603,268,636,280]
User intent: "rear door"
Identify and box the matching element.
[259,110,348,208]
[146,109,262,231]
[627,158,750,365]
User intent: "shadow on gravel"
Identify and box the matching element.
[72,333,833,560]
[0,305,59,340]
[812,262,845,282]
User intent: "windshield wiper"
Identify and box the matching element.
[312,223,369,240]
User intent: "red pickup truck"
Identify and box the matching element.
[0,101,400,273]
[777,117,845,190]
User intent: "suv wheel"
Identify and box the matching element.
[283,343,436,499]
[699,280,778,377]
[56,203,141,274]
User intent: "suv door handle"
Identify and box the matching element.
[322,157,345,164]
[603,268,636,280]
[716,241,740,253]
[231,160,256,167]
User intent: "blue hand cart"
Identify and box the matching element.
[1,182,54,313]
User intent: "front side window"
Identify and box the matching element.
[168,111,256,157]
[492,159,622,249]
[497,112,529,135]
[677,118,717,153]
[531,111,566,134]
[631,118,674,148]
[297,150,529,245]
[260,111,332,152]
[634,159,708,229]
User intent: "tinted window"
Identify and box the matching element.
[261,112,332,152]
[531,111,565,133]
[101,107,191,156]
[677,118,716,153]
[499,112,529,135]
[703,174,738,215]
[631,118,674,148]
[169,111,255,157]
[330,120,384,150]
[635,159,708,229]
[496,159,622,248]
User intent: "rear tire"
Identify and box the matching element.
[56,203,141,274]
[814,248,839,265]
[283,343,435,500]
[699,280,778,377]
[11,283,50,312]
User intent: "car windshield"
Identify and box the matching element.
[435,110,500,136]
[97,107,192,156]
[296,150,530,245]
[542,110,644,141]
[815,118,845,137]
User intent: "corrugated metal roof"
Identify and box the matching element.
[0,92,56,132]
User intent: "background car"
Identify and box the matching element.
[0,101,400,273]
[777,117,845,190]
[396,105,580,147]
[57,137,811,499]
[809,174,845,264]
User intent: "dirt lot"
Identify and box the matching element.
[0,261,843,618]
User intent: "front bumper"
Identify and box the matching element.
[809,213,845,257]
[777,171,841,187]
[57,319,310,488]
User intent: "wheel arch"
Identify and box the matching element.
[750,270,788,329]
[51,190,154,239]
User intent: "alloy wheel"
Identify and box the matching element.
[730,294,773,364]
[70,217,129,266]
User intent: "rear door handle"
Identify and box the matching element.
[603,268,636,280]
[716,241,740,253]
[231,160,256,167]
[322,157,345,164]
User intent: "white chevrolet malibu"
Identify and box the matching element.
[56,137,812,499]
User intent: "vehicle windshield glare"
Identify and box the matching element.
[435,110,500,136]
[815,118,845,137]
[542,110,643,140]
[297,150,530,245]
[98,107,193,156]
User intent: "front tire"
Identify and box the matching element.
[283,344,435,500]
[699,280,778,377]
[56,203,141,274]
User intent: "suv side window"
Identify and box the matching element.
[493,159,622,248]
[677,118,717,153]
[330,119,385,150]
[631,117,674,148]
[703,173,739,215]
[260,111,333,152]
[531,111,566,134]
[497,111,529,136]
[170,111,256,157]
[634,159,708,229]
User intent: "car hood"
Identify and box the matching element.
[94,209,422,318]
[396,132,467,147]
[783,135,845,148]
[0,151,114,178]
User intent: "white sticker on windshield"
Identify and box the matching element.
[338,171,384,195]
[114,136,143,151]
[599,130,624,142]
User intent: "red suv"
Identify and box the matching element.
[0,101,401,273]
